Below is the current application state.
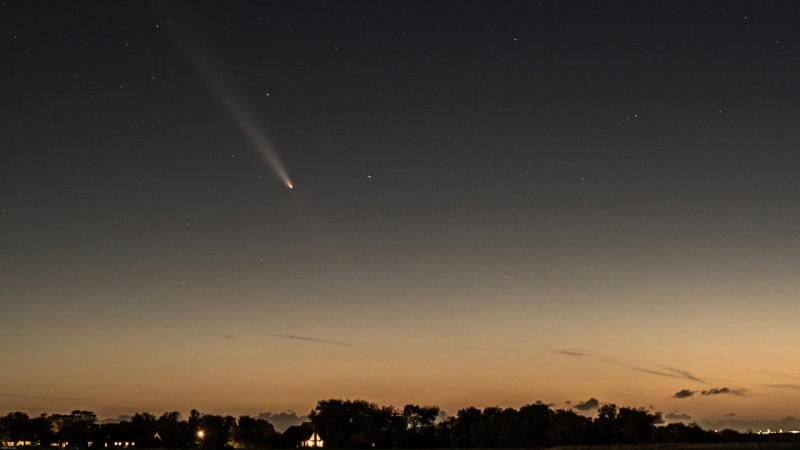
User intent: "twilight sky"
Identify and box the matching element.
[2,0,800,431]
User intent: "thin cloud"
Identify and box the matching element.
[270,334,354,347]
[657,366,705,384]
[633,367,682,379]
[573,398,599,411]
[555,349,587,357]
[0,332,22,337]
[625,365,704,384]
[673,389,696,399]
[701,387,745,396]
[555,350,704,385]
[220,333,236,340]
[767,384,800,390]
[666,413,692,420]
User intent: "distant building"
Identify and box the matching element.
[2,441,36,448]
[302,432,323,448]
[282,423,323,448]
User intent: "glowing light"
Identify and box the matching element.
[197,431,204,439]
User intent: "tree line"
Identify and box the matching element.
[0,400,769,449]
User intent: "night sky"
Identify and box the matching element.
[3,0,800,431]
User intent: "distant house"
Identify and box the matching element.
[282,423,323,448]
[103,442,134,448]
[302,432,323,448]
[2,441,36,448]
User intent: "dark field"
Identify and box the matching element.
[548,444,800,450]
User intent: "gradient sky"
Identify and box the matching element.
[3,0,800,431]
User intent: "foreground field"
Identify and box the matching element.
[548,444,800,450]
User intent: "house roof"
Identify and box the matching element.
[282,424,315,442]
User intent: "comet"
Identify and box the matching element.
[165,14,293,189]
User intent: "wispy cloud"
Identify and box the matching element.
[627,365,704,383]
[673,389,696,399]
[657,366,705,384]
[220,333,236,340]
[767,384,800,390]
[555,350,704,384]
[633,367,683,379]
[666,413,692,420]
[0,332,22,337]
[573,398,599,411]
[701,387,746,396]
[555,349,587,357]
[270,334,354,346]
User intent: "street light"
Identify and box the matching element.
[197,430,205,449]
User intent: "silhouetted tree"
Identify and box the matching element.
[309,399,350,448]
[310,399,391,448]
[546,409,592,446]
[512,404,550,447]
[1,412,32,444]
[31,414,56,446]
[399,405,440,448]
[616,406,663,443]
[0,414,49,446]
[130,413,158,447]
[449,407,481,447]
[230,415,277,448]
[476,407,503,447]
[434,416,455,447]
[653,422,718,443]
[0,400,756,448]
[157,411,192,448]
[197,413,235,449]
[55,410,98,447]
[487,407,519,447]
[1,412,27,443]
[719,428,756,443]
[593,403,617,444]
[402,405,437,431]
[367,405,406,448]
